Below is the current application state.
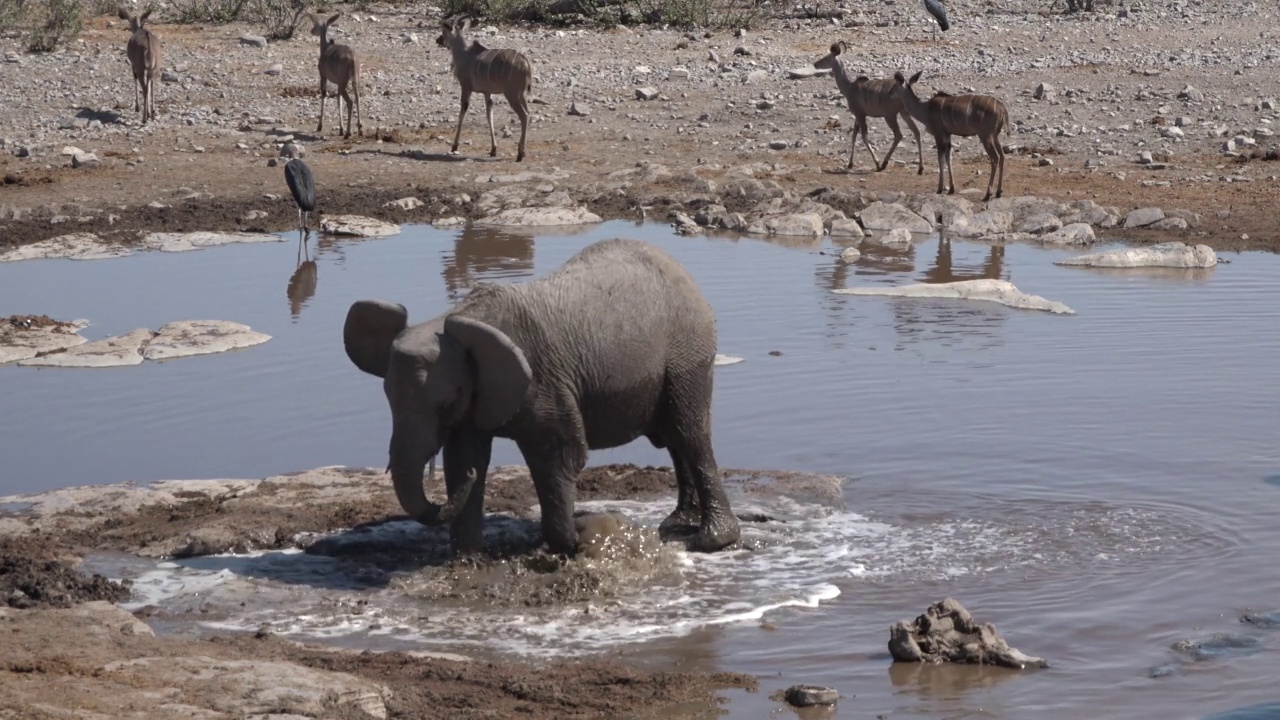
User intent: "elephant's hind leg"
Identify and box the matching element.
[658,451,703,536]
[657,366,740,552]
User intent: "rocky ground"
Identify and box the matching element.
[0,463,807,719]
[1,0,1279,252]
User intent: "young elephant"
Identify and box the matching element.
[344,238,740,557]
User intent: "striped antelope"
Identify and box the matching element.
[310,12,362,139]
[814,41,923,175]
[436,16,533,162]
[893,70,1008,201]
[118,8,162,124]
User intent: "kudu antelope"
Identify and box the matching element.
[814,41,923,175]
[310,12,362,139]
[894,70,1008,201]
[118,7,162,124]
[436,16,533,162]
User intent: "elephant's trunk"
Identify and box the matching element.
[387,429,476,526]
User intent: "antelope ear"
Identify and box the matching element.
[909,70,923,85]
[893,70,906,85]
[117,8,128,19]
[327,11,341,25]
[460,15,472,30]
[139,8,151,21]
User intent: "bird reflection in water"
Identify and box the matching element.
[442,224,535,302]
[286,245,318,320]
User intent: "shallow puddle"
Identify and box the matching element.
[3,222,1280,719]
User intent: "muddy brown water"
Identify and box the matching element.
[2,222,1279,719]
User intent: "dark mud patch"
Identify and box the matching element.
[2,315,78,332]
[0,538,131,609]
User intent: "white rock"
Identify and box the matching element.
[142,231,282,252]
[867,228,913,248]
[320,215,402,237]
[143,320,272,360]
[948,210,1014,237]
[714,354,745,366]
[18,328,155,367]
[785,66,831,79]
[1039,222,1097,245]
[670,67,690,79]
[635,87,659,101]
[1124,207,1165,228]
[1017,212,1064,235]
[0,233,131,262]
[432,216,467,227]
[829,218,865,238]
[746,212,824,238]
[858,202,933,233]
[1055,242,1217,269]
[383,196,423,211]
[475,206,602,227]
[833,279,1074,314]
[839,246,861,263]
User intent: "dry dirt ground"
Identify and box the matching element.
[0,463,822,719]
[1,0,1279,252]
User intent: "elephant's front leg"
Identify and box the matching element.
[518,438,586,556]
[443,429,493,556]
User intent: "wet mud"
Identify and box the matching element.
[0,462,804,719]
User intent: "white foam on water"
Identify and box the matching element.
[106,492,1215,659]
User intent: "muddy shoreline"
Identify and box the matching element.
[0,463,841,719]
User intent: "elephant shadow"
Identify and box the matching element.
[170,514,545,591]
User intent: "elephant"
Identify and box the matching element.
[343,238,741,556]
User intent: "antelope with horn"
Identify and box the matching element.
[118,7,162,124]
[893,70,1008,201]
[310,12,362,139]
[436,16,533,162]
[814,41,923,175]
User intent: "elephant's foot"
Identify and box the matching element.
[689,511,740,553]
[658,506,702,535]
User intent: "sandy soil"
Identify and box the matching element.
[0,463,846,718]
[2,1,1279,253]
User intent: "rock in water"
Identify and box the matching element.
[1054,242,1217,269]
[780,684,839,707]
[833,279,1074,315]
[887,597,1049,669]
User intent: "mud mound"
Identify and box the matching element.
[0,539,132,609]
[2,314,76,331]
[576,464,678,500]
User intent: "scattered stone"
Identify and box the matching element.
[835,280,1074,315]
[867,228,913,249]
[265,63,284,76]
[670,67,690,79]
[1138,151,1153,164]
[1055,242,1217,269]
[0,233,131,262]
[142,320,272,361]
[18,329,156,368]
[1240,610,1280,628]
[778,685,839,707]
[746,69,767,83]
[1016,212,1063,235]
[384,196,423,211]
[746,212,824,238]
[239,210,268,222]
[887,598,1050,669]
[786,66,830,79]
[1039,222,1097,245]
[1178,85,1205,103]
[433,216,467,227]
[1033,82,1055,101]
[858,202,932,233]
[475,206,602,227]
[320,215,402,237]
[240,34,268,48]
[71,152,99,169]
[768,140,788,150]
[1123,207,1166,228]
[838,246,861,263]
[948,210,1014,237]
[568,101,590,116]
[635,87,659,101]
[829,218,865,238]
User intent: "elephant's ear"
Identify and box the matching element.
[443,314,531,430]
[344,299,408,378]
